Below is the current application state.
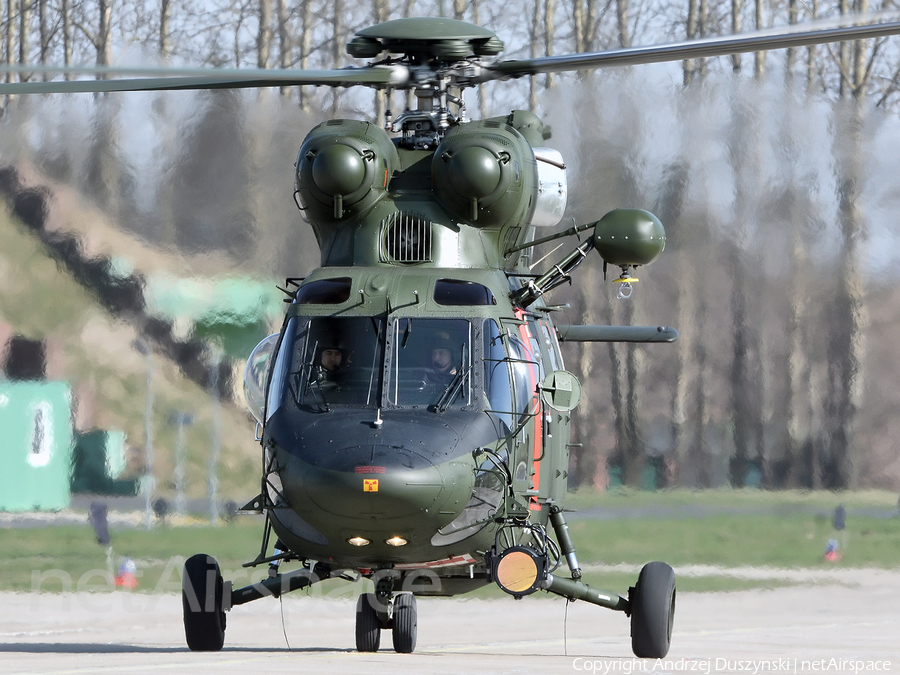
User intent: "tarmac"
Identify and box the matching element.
[2,566,899,675]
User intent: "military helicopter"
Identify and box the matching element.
[4,14,900,660]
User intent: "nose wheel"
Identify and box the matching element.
[630,561,676,658]
[182,554,227,651]
[391,592,418,653]
[355,591,418,653]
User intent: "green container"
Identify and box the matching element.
[0,381,73,511]
[71,429,138,496]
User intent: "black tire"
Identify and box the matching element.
[355,593,381,652]
[631,561,675,659]
[182,553,226,651]
[391,593,417,654]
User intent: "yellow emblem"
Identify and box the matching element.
[363,479,379,492]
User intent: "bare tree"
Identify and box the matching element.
[297,0,313,111]
[684,0,698,84]
[18,0,29,80]
[331,0,343,114]
[276,0,290,97]
[160,0,172,58]
[257,0,271,69]
[529,0,541,110]
[616,0,630,48]
[753,0,764,79]
[544,0,555,90]
[373,0,390,121]
[730,0,742,73]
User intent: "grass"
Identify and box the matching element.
[566,512,900,568]
[563,486,900,511]
[2,519,265,593]
[3,489,899,595]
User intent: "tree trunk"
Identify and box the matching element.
[616,0,630,48]
[544,0,555,90]
[39,0,49,76]
[276,0,290,97]
[471,0,486,118]
[730,0,741,73]
[331,0,342,115]
[529,0,541,111]
[160,0,171,58]
[62,0,71,77]
[18,0,30,80]
[684,0,698,84]
[839,0,850,99]
[373,0,390,122]
[97,0,111,68]
[852,0,868,103]
[573,0,585,53]
[257,0,271,70]
[806,0,818,93]
[698,0,708,80]
[827,100,868,489]
[786,0,798,83]
[754,0,764,79]
[298,0,312,111]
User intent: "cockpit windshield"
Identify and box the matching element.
[387,318,472,408]
[274,316,385,409]
[265,315,524,417]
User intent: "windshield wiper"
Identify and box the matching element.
[302,364,331,412]
[434,364,470,413]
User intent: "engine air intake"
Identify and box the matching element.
[380,211,433,264]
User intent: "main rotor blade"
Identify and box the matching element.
[0,65,408,95]
[486,20,900,80]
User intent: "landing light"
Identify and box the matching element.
[347,536,371,547]
[385,536,408,547]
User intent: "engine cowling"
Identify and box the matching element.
[295,119,400,220]
[431,119,537,228]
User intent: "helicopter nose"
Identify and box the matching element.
[301,445,473,524]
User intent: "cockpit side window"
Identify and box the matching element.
[266,317,297,420]
[483,319,514,431]
[507,331,538,420]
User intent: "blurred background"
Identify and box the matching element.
[1,0,899,540]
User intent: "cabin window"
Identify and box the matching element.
[279,316,385,408]
[507,332,538,418]
[433,279,496,306]
[538,319,562,371]
[483,319,513,431]
[387,318,472,408]
[294,278,352,304]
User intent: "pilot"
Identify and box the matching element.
[314,341,347,385]
[427,332,458,382]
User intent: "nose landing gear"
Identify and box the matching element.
[355,589,418,654]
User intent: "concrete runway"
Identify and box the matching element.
[2,568,899,675]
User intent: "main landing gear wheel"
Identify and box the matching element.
[391,593,417,654]
[182,553,226,651]
[355,592,382,652]
[630,561,676,659]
